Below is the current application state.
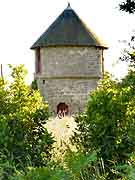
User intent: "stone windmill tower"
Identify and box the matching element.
[31,3,108,116]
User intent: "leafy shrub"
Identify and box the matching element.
[0,65,54,178]
[72,71,135,179]
[15,150,99,180]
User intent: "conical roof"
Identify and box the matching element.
[31,4,108,49]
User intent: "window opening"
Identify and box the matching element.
[36,48,41,73]
[43,80,45,84]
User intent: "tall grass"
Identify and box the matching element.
[46,116,77,161]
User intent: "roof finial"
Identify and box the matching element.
[67,2,72,9]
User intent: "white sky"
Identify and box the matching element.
[0,0,134,83]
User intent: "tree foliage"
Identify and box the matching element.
[119,0,135,14]
[72,71,135,179]
[120,36,135,68]
[0,65,54,179]
[118,0,135,66]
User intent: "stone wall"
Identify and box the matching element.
[40,47,103,77]
[35,46,103,114]
[37,78,99,114]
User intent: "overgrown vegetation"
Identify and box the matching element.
[0,65,54,179]
[72,70,135,179]
[0,65,134,179]
[14,150,99,180]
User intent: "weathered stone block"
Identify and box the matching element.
[35,46,104,115]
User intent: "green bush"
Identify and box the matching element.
[0,65,54,179]
[72,71,135,179]
[15,150,99,180]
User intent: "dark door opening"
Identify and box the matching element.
[57,103,69,118]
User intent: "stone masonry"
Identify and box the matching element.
[34,46,104,114]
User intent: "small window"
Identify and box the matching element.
[43,80,45,84]
[35,48,41,73]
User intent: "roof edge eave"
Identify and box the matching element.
[30,44,108,50]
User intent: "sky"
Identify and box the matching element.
[0,0,134,83]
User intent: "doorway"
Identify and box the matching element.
[57,103,69,118]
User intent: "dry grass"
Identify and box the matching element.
[46,116,77,145]
[46,116,77,161]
